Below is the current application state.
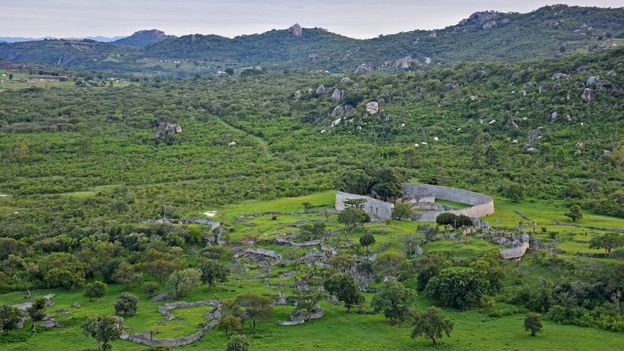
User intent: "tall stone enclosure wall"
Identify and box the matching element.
[335,191,394,221]
[402,184,494,222]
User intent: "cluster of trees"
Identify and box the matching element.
[335,167,405,201]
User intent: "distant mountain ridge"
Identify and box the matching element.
[0,5,622,74]
[0,36,124,43]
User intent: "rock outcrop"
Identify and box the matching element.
[288,24,303,38]
[331,88,345,102]
[581,88,595,103]
[366,101,379,114]
[395,56,414,69]
[354,63,373,74]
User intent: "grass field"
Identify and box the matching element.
[2,191,624,350]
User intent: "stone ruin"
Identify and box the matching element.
[121,300,222,348]
[335,183,494,222]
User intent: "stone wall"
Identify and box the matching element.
[335,184,494,223]
[402,184,494,222]
[335,191,394,221]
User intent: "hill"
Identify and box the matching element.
[0,5,622,74]
[113,29,171,48]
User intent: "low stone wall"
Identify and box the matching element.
[121,300,221,348]
[403,184,494,222]
[277,307,325,326]
[335,191,394,221]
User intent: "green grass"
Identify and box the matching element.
[2,191,624,350]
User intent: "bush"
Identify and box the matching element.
[142,281,161,297]
[84,281,107,300]
[426,268,489,309]
[115,292,138,316]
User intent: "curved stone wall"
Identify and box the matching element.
[335,184,494,222]
[402,184,494,222]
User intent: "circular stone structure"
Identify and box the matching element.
[335,183,494,222]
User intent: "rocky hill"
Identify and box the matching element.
[0,5,622,74]
[114,29,171,48]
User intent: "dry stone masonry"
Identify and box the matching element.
[335,183,494,222]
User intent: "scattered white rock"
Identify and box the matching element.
[400,123,406,128]
[320,129,326,134]
[489,119,496,125]
[433,137,439,141]
[227,141,237,147]
[512,139,518,144]
[203,211,218,218]
[366,101,379,114]
[331,118,341,127]
[421,142,428,145]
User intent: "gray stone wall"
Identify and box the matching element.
[335,184,494,223]
[403,184,494,222]
[335,191,394,221]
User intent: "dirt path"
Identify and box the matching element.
[213,116,272,159]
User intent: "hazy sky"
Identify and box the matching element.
[1,0,623,39]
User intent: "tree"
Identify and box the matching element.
[503,183,525,203]
[299,221,326,241]
[82,315,124,351]
[436,213,458,231]
[200,260,229,288]
[371,280,416,323]
[224,68,235,76]
[470,251,504,293]
[589,233,624,255]
[414,254,451,291]
[288,290,326,321]
[524,313,543,336]
[565,205,583,222]
[84,281,107,301]
[168,268,202,297]
[392,202,412,220]
[372,168,404,201]
[27,298,46,332]
[418,225,439,243]
[335,169,373,195]
[359,233,376,253]
[454,215,474,229]
[0,305,21,334]
[225,335,250,351]
[233,293,273,332]
[425,268,489,309]
[218,314,243,336]
[144,259,177,283]
[373,253,406,279]
[114,292,138,316]
[338,207,370,229]
[324,273,364,311]
[410,307,453,344]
